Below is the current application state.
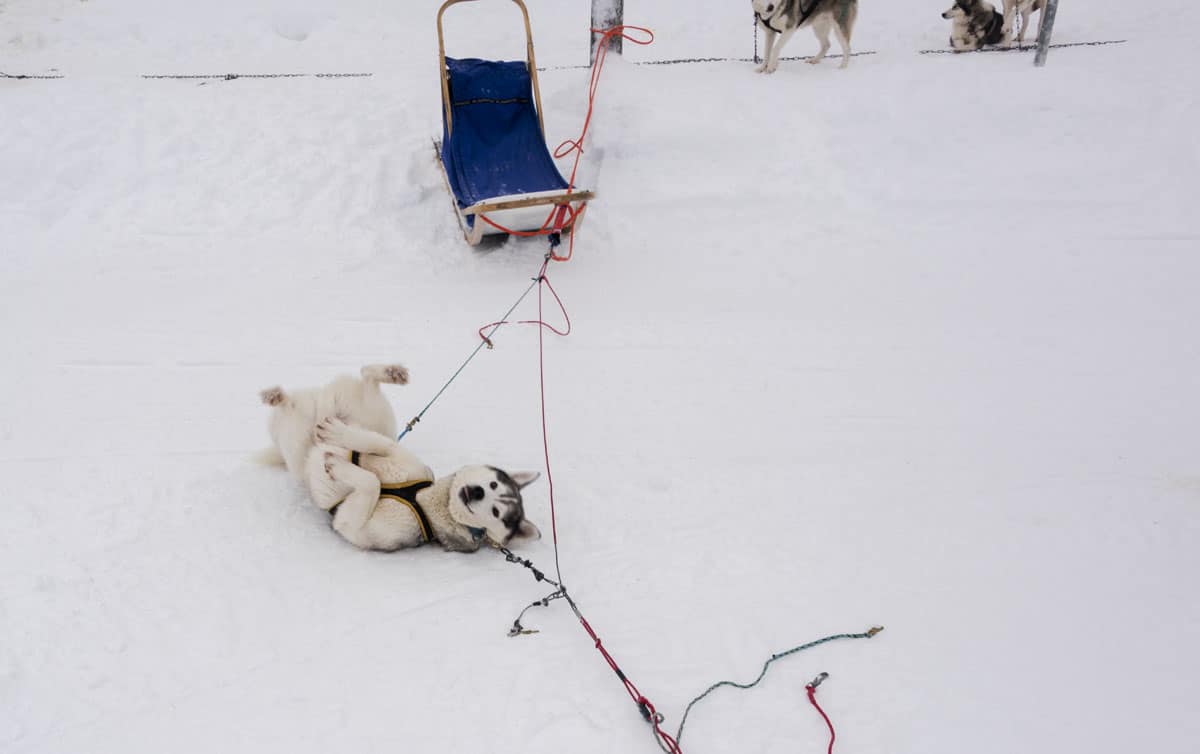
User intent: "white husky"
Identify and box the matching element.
[259,364,541,552]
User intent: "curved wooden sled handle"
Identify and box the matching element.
[437,0,545,138]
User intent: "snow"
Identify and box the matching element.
[3,1,1198,753]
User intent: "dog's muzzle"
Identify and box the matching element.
[753,1,780,18]
[459,484,485,508]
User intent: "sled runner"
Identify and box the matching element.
[436,0,592,245]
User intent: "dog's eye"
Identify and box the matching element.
[491,506,500,518]
[490,481,498,490]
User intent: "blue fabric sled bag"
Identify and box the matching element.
[440,57,570,227]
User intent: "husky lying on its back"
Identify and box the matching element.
[752,0,859,73]
[259,364,541,552]
[943,0,1006,51]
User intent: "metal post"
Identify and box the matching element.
[590,0,623,65]
[1033,0,1060,67]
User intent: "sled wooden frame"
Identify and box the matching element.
[437,0,592,245]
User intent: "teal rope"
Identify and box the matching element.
[673,626,883,746]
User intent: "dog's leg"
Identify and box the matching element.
[756,27,777,73]
[1016,5,1035,46]
[360,363,409,385]
[809,17,832,64]
[833,16,853,68]
[765,28,796,73]
[314,416,395,456]
[325,453,383,544]
[1001,0,1017,47]
[259,386,288,407]
[305,445,354,510]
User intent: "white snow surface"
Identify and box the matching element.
[3,1,1199,753]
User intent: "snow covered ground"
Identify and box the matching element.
[3,1,1198,753]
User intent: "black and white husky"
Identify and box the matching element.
[752,0,859,73]
[942,0,1006,51]
[259,364,541,552]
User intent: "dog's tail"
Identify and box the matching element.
[251,446,286,467]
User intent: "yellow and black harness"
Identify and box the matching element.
[327,451,436,543]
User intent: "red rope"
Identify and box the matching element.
[475,24,654,259]
[806,682,837,754]
[475,262,570,345]
[476,242,678,753]
[476,28,680,752]
[535,257,563,563]
[465,25,869,754]
[530,264,681,753]
[572,610,682,753]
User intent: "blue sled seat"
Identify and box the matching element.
[440,57,591,243]
[441,57,570,211]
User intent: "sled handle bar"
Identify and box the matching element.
[437,0,546,139]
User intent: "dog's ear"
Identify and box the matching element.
[512,519,542,542]
[509,471,541,488]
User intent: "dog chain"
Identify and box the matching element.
[140,72,373,80]
[495,545,565,636]
[1,71,65,79]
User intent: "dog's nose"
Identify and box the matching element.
[468,485,485,502]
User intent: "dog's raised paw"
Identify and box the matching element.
[259,386,287,406]
[314,416,347,444]
[383,365,409,384]
[362,363,409,385]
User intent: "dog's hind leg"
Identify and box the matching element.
[809,17,832,64]
[833,7,856,69]
[314,417,395,456]
[327,363,404,439]
[260,386,288,407]
[1016,5,1037,46]
[360,363,409,385]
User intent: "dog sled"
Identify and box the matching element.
[436,0,592,245]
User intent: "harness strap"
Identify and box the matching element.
[379,481,436,543]
[757,0,820,35]
[328,453,437,543]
